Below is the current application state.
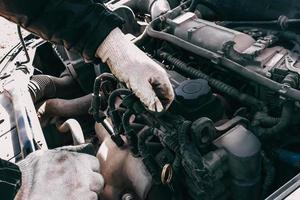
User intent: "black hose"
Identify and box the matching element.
[178,120,214,198]
[220,16,300,30]
[122,110,139,155]
[90,73,116,122]
[28,70,78,103]
[108,89,132,110]
[138,127,161,183]
[260,101,293,138]
[107,89,132,133]
[188,0,198,11]
[40,94,92,118]
[147,19,300,102]
[178,121,192,149]
[159,51,263,109]
[253,112,279,127]
[188,0,223,17]
[279,31,300,46]
[153,128,180,154]
[257,74,297,138]
[122,110,133,132]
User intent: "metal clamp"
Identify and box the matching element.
[285,54,300,75]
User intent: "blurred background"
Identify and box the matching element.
[0,18,28,60]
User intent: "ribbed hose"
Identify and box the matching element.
[159,52,263,109]
[178,120,213,198]
[253,112,279,127]
[178,121,192,149]
[260,101,294,138]
[257,74,297,137]
[28,75,56,102]
[153,128,180,154]
[28,70,78,103]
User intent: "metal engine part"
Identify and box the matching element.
[168,12,255,53]
[90,2,300,200]
[1,1,300,200]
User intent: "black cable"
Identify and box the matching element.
[17,25,30,65]
[220,16,300,30]
[138,126,161,183]
[188,0,198,11]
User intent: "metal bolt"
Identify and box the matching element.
[265,72,272,78]
[122,193,134,200]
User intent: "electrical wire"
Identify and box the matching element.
[17,25,30,65]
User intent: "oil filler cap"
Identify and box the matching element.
[175,79,212,107]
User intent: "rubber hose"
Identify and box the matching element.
[29,70,78,103]
[57,119,85,145]
[40,94,92,118]
[261,101,294,138]
[259,73,297,137]
[138,127,160,182]
[188,0,223,17]
[122,110,139,155]
[254,73,298,127]
[280,31,300,46]
[178,121,192,149]
[153,128,180,154]
[221,17,300,30]
[188,0,198,11]
[253,112,280,127]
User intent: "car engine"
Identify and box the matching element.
[1,0,300,199]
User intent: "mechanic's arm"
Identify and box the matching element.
[0,0,174,111]
[0,0,121,61]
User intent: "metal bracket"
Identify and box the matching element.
[285,54,300,75]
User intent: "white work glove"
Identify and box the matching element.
[96,28,174,112]
[15,144,104,200]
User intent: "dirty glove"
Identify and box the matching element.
[15,144,104,200]
[96,28,174,112]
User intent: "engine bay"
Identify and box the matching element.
[1,0,300,199]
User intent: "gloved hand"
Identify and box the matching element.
[15,144,104,200]
[96,28,174,112]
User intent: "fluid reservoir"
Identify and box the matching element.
[175,79,212,107]
[172,79,224,121]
